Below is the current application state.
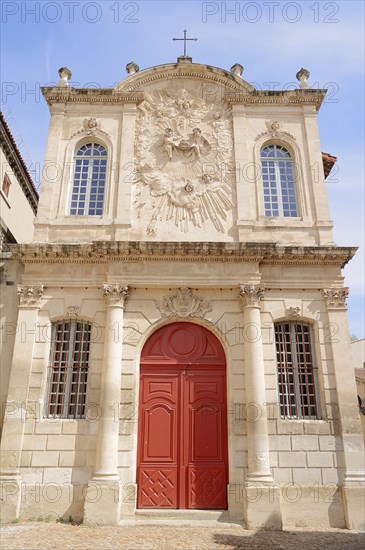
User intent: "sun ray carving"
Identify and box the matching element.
[134,86,234,234]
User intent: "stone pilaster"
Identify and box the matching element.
[0,285,44,522]
[83,284,129,526]
[239,284,282,529]
[322,288,365,530]
[115,104,138,237]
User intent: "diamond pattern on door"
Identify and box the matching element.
[188,468,227,508]
[139,468,177,508]
[137,322,228,509]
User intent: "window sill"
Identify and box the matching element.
[256,218,311,227]
[52,217,113,226]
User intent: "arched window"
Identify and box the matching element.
[261,144,298,217]
[46,319,91,418]
[69,143,107,215]
[275,321,320,419]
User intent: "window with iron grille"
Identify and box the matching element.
[275,321,320,419]
[69,142,107,215]
[46,320,91,418]
[261,144,298,217]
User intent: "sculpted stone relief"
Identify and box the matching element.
[156,287,212,319]
[69,118,110,140]
[134,84,234,234]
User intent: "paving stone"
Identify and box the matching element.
[1,523,364,550]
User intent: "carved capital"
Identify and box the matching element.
[156,287,212,319]
[103,284,129,307]
[239,284,265,307]
[323,288,349,310]
[17,285,44,307]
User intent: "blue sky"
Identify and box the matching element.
[1,0,364,336]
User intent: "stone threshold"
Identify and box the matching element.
[120,509,244,528]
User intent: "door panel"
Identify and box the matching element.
[188,468,227,508]
[186,371,228,508]
[138,372,179,507]
[139,468,177,508]
[137,322,227,510]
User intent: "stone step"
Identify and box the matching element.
[120,509,244,527]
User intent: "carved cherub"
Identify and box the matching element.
[190,128,210,158]
[163,128,177,160]
[175,88,191,110]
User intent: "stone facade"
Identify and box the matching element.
[0,58,364,529]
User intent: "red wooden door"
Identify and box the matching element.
[137,322,228,509]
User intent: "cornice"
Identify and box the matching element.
[225,89,327,110]
[40,86,326,110]
[9,242,356,268]
[41,87,145,106]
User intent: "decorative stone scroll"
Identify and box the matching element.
[70,118,110,139]
[103,284,129,307]
[134,84,234,234]
[239,284,265,307]
[156,287,212,319]
[323,288,349,310]
[17,285,44,307]
[255,120,295,142]
[66,306,80,317]
[287,306,301,319]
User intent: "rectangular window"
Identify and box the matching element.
[2,174,11,197]
[275,321,320,419]
[46,320,91,418]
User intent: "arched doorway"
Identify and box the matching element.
[137,322,228,509]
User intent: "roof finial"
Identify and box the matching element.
[230,63,244,77]
[126,61,140,75]
[296,68,310,89]
[57,67,72,87]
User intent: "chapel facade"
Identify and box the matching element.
[0,56,364,529]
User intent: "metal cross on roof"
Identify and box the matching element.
[172,30,198,57]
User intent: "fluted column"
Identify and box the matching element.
[0,285,44,521]
[84,283,129,525]
[239,284,273,481]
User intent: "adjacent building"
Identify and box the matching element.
[0,112,38,432]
